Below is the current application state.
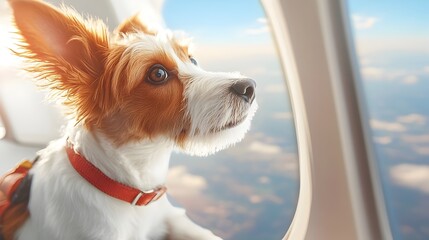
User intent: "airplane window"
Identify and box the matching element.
[162,1,299,239]
[0,0,299,239]
[347,1,429,239]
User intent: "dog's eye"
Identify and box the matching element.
[189,57,198,66]
[147,65,169,84]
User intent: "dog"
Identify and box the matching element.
[4,0,257,239]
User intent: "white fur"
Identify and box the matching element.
[17,125,222,240]
[179,64,258,156]
[115,31,258,156]
[15,28,256,240]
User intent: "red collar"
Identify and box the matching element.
[66,142,167,206]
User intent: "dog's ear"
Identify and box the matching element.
[116,14,156,35]
[9,0,112,125]
[9,0,108,74]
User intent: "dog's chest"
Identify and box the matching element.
[17,146,169,240]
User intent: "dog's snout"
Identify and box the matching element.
[231,79,256,104]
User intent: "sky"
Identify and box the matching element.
[163,0,270,44]
[348,1,429,240]
[160,1,297,239]
[161,1,429,239]
[349,1,429,39]
[1,0,428,239]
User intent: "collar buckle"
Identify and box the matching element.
[131,186,167,206]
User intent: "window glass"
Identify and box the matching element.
[347,1,429,239]
[163,1,299,239]
[0,0,299,239]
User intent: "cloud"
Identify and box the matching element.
[225,132,299,178]
[167,166,207,198]
[401,134,429,144]
[401,75,419,84]
[244,17,270,35]
[223,180,283,205]
[352,15,378,30]
[189,26,281,80]
[370,119,406,132]
[413,147,429,156]
[359,57,372,66]
[249,195,263,204]
[360,66,416,82]
[373,136,392,145]
[272,112,292,120]
[257,17,267,24]
[194,42,275,69]
[258,176,271,184]
[244,26,270,35]
[247,194,282,204]
[166,166,236,239]
[361,67,385,80]
[248,141,282,155]
[356,37,429,56]
[263,83,286,93]
[423,66,429,74]
[397,114,426,125]
[390,164,429,194]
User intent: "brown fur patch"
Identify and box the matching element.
[99,44,189,145]
[11,0,192,146]
[170,40,190,62]
[10,0,110,126]
[116,14,156,36]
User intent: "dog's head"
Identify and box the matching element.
[9,0,257,156]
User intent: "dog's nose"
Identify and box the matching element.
[230,79,256,104]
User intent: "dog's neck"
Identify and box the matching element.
[67,124,173,191]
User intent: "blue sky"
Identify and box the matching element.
[347,1,429,87]
[163,0,264,28]
[348,1,429,239]
[349,1,429,38]
[162,0,269,44]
